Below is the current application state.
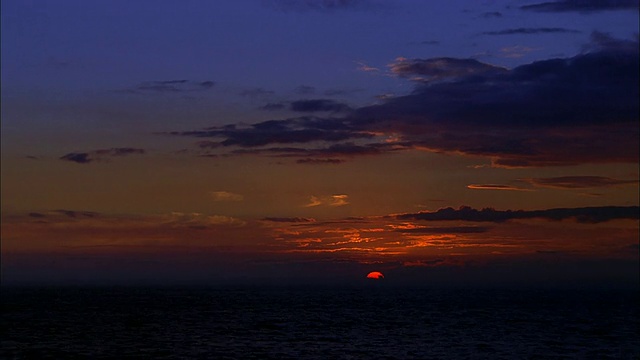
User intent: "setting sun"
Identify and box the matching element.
[366,271,385,280]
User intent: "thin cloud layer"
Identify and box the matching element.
[394,226,491,234]
[210,191,244,202]
[169,117,374,148]
[521,176,639,189]
[127,80,214,93]
[268,0,380,12]
[397,205,639,224]
[388,57,506,82]
[262,217,316,223]
[521,0,639,12]
[305,194,349,207]
[482,27,580,35]
[467,184,532,191]
[262,99,352,113]
[60,148,145,164]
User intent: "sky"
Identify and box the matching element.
[1,0,638,287]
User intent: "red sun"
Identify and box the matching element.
[366,271,384,280]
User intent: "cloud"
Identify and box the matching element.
[396,205,639,224]
[324,88,364,96]
[169,117,374,148]
[261,103,287,111]
[394,226,491,234]
[482,28,580,35]
[413,40,440,45]
[388,57,506,82]
[168,35,638,167]
[210,191,244,202]
[521,0,639,12]
[239,87,275,98]
[128,80,214,93]
[290,99,352,113]
[583,31,639,53]
[520,176,639,189]
[294,85,316,94]
[296,158,345,164]
[268,0,381,12]
[481,11,503,18]
[60,148,145,164]
[262,217,316,223]
[53,210,100,218]
[352,36,639,166]
[467,184,533,191]
[261,100,352,113]
[499,45,539,58]
[230,142,400,160]
[305,194,349,207]
[356,61,380,72]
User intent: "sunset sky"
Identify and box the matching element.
[2,0,638,287]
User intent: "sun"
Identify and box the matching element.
[366,271,384,280]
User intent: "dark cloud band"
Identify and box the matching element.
[397,206,639,224]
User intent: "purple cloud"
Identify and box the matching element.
[521,0,639,13]
[60,148,145,164]
[396,206,639,224]
[168,35,638,167]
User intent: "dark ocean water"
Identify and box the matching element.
[1,286,638,359]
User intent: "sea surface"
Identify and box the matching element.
[2,286,639,359]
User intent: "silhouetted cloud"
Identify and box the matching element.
[261,103,287,111]
[521,176,639,189]
[353,36,639,166]
[482,27,580,35]
[239,87,275,97]
[128,79,214,93]
[60,148,145,164]
[290,99,352,113]
[411,40,440,45]
[230,142,401,159]
[261,100,352,113]
[521,0,639,12]
[294,85,316,94]
[268,0,381,12]
[583,31,639,53]
[60,153,91,164]
[296,158,345,164]
[262,217,316,222]
[169,35,638,167]
[481,11,503,18]
[323,87,364,96]
[395,226,491,234]
[169,117,373,147]
[53,210,100,218]
[467,184,532,191]
[397,206,639,224]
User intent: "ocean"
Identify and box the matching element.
[2,286,638,359]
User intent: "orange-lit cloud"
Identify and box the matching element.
[304,194,349,207]
[467,184,533,191]
[520,176,639,189]
[210,191,244,202]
